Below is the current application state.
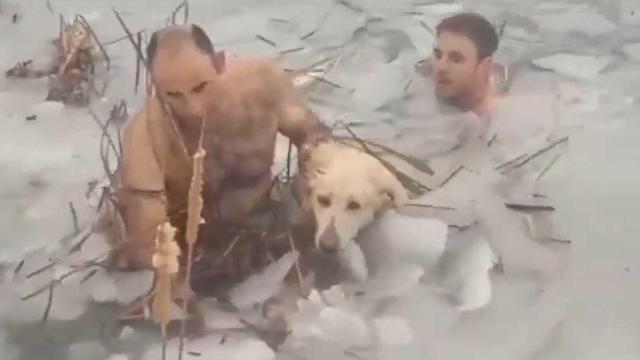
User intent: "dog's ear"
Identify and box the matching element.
[376,168,408,208]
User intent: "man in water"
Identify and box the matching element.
[430,12,500,118]
[113,24,332,270]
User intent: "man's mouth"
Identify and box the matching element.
[436,77,451,86]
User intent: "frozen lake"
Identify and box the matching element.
[1,0,639,359]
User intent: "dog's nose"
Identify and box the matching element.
[318,221,339,254]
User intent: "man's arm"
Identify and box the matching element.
[115,101,169,269]
[267,64,333,149]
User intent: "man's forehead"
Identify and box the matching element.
[152,49,212,91]
[435,31,478,57]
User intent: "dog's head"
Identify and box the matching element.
[302,141,408,253]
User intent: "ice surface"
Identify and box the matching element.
[620,0,640,26]
[1,0,639,359]
[372,316,414,345]
[68,341,108,360]
[104,354,129,360]
[113,270,154,305]
[533,6,617,36]
[622,42,640,62]
[84,269,118,303]
[142,335,275,360]
[531,54,613,80]
[0,329,19,360]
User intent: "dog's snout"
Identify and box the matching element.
[318,221,339,253]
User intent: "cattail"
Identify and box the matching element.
[151,222,181,335]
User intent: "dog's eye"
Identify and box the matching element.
[347,201,361,210]
[317,195,331,207]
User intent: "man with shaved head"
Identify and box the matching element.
[115,24,332,270]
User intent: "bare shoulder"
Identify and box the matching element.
[122,96,163,141]
[226,57,290,93]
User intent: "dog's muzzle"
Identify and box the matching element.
[318,220,339,253]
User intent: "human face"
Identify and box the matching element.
[431,31,487,106]
[151,43,220,125]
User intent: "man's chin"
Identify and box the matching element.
[435,88,459,104]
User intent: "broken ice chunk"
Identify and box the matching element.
[533,9,616,36]
[142,335,275,360]
[0,329,19,360]
[48,281,92,321]
[360,209,448,273]
[316,307,372,347]
[113,270,153,305]
[531,54,612,80]
[452,238,498,312]
[622,43,640,62]
[352,60,414,110]
[228,251,298,310]
[68,341,107,360]
[417,3,464,16]
[104,354,129,360]
[373,317,414,345]
[621,0,640,26]
[84,270,117,303]
[339,242,368,283]
[79,233,112,262]
[455,270,493,312]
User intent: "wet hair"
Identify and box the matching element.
[436,12,499,60]
[146,24,215,66]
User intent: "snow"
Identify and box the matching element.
[1,0,639,359]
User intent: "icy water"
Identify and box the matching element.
[1,0,640,359]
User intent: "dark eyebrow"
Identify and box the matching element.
[192,81,209,93]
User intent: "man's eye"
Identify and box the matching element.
[433,49,442,59]
[193,82,208,94]
[166,91,181,98]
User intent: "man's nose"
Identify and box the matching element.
[187,97,207,118]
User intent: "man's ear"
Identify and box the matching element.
[212,51,226,73]
[477,56,493,81]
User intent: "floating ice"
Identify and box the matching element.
[79,233,112,263]
[533,8,616,36]
[228,251,298,310]
[142,335,274,360]
[373,316,414,345]
[352,59,414,110]
[84,270,118,303]
[417,3,464,16]
[358,210,448,277]
[311,307,371,346]
[531,54,612,80]
[304,4,367,48]
[621,0,640,26]
[47,280,92,321]
[622,43,640,62]
[339,242,368,283]
[68,341,107,360]
[104,354,129,360]
[113,270,154,305]
[0,329,19,360]
[453,238,498,312]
